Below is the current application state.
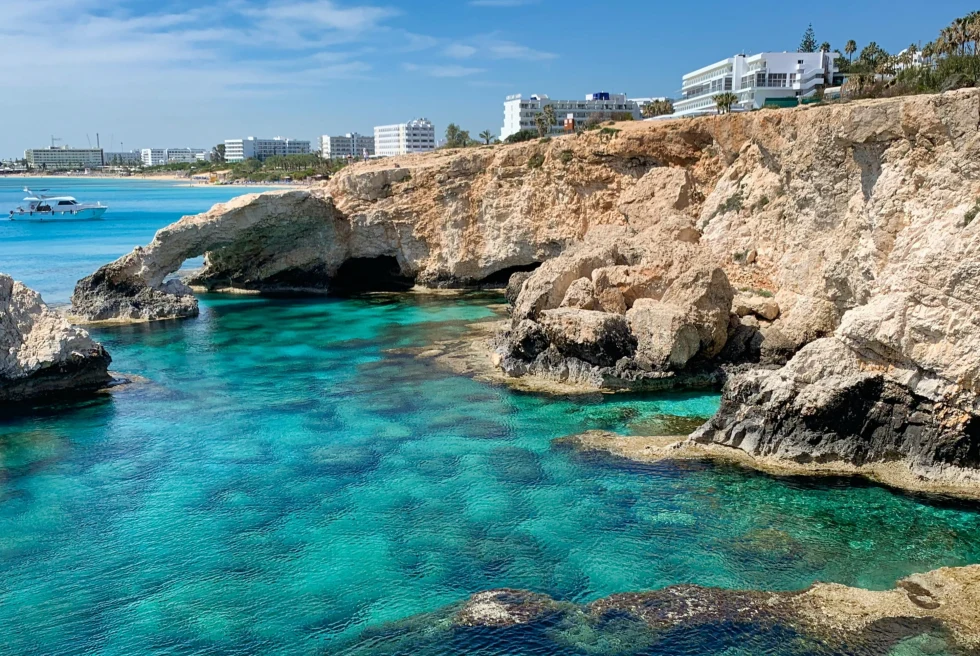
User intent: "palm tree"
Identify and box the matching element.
[964,12,980,55]
[845,39,857,63]
[536,105,558,137]
[819,42,831,53]
[542,105,557,128]
[479,130,494,145]
[642,99,675,118]
[712,92,739,114]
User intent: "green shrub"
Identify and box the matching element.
[505,130,537,144]
[559,150,573,164]
[755,195,770,211]
[528,153,545,169]
[738,287,774,298]
[539,137,552,143]
[599,127,620,137]
[733,251,748,264]
[965,205,979,226]
[714,189,745,217]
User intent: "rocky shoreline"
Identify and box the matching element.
[1,274,112,403]
[62,89,980,497]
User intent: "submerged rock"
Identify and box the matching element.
[1,274,111,402]
[454,589,563,628]
[343,566,980,654]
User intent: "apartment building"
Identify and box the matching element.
[103,150,141,165]
[319,133,375,159]
[139,148,208,166]
[501,92,642,140]
[25,147,104,170]
[674,51,838,117]
[373,119,436,157]
[224,137,312,162]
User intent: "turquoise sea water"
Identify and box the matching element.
[2,180,980,655]
[0,177,275,303]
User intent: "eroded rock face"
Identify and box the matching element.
[694,337,980,486]
[67,90,980,485]
[538,308,636,367]
[498,223,733,389]
[71,190,345,322]
[1,275,111,402]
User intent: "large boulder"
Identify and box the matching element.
[693,337,980,483]
[538,309,636,367]
[626,300,702,370]
[1,275,111,402]
[512,225,629,322]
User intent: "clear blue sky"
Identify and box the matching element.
[1,0,975,157]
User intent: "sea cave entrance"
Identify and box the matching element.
[330,256,416,295]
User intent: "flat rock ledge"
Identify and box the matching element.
[420,314,726,397]
[352,567,980,653]
[560,430,980,502]
[1,274,111,403]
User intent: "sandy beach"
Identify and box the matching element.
[2,171,311,189]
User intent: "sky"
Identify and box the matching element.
[0,0,976,157]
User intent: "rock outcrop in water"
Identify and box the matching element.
[1,274,111,402]
[70,89,980,492]
[342,566,980,654]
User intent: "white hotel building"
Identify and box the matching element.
[24,147,104,170]
[374,119,436,157]
[224,137,312,162]
[320,133,375,159]
[140,148,208,166]
[501,92,642,140]
[674,51,838,117]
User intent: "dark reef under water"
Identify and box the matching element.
[1,293,980,655]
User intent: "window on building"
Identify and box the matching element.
[767,73,787,88]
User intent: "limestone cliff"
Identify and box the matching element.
[70,89,980,489]
[1,274,111,402]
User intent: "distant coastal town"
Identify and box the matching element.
[2,16,977,184]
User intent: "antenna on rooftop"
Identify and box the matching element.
[50,135,62,148]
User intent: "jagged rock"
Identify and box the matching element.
[693,338,980,484]
[661,264,734,359]
[508,319,548,360]
[505,271,534,306]
[1,274,111,402]
[733,292,779,321]
[617,168,695,231]
[627,300,702,370]
[559,277,597,310]
[538,309,636,367]
[512,225,628,322]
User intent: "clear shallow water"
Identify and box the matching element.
[1,182,980,655]
[0,295,979,655]
[0,177,274,303]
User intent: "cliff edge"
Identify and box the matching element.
[68,89,980,492]
[1,274,111,403]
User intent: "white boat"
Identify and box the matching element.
[8,188,107,221]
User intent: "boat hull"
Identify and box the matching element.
[8,207,107,222]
